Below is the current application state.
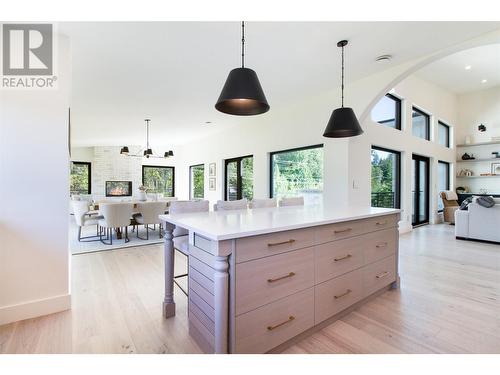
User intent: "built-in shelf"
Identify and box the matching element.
[456,175,500,179]
[456,158,500,163]
[457,141,500,147]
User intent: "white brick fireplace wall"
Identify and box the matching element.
[71,145,178,201]
[92,146,143,200]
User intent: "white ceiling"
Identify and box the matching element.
[415,44,500,94]
[60,22,500,147]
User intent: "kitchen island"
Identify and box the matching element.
[159,205,400,354]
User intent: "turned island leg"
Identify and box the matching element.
[163,221,176,318]
[213,255,229,354]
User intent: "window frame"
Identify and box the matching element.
[437,160,451,213]
[269,144,324,199]
[141,165,175,197]
[373,93,402,130]
[370,146,401,209]
[438,121,450,148]
[224,155,253,201]
[189,164,205,200]
[70,161,91,195]
[411,106,431,141]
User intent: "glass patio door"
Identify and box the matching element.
[412,154,430,226]
[224,155,253,201]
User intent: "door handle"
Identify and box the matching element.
[334,228,352,234]
[267,239,295,247]
[334,289,352,299]
[267,272,296,283]
[333,254,352,262]
[267,316,295,331]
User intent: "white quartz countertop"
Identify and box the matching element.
[159,205,400,241]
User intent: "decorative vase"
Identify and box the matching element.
[138,190,147,201]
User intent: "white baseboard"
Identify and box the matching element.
[398,221,412,234]
[0,294,71,326]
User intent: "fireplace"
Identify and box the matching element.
[105,181,132,197]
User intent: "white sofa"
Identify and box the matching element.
[455,197,500,243]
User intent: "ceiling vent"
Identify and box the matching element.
[375,54,392,63]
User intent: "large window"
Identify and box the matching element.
[371,146,401,209]
[225,155,253,201]
[438,121,450,148]
[70,161,91,195]
[437,161,450,212]
[142,165,175,197]
[371,93,402,130]
[190,164,205,199]
[412,107,430,140]
[270,145,324,205]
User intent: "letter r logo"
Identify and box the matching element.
[2,24,53,75]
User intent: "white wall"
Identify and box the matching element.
[348,75,457,231]
[0,35,71,325]
[456,86,500,144]
[455,85,500,193]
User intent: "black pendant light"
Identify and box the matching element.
[215,21,270,116]
[323,40,363,138]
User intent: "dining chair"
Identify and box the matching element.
[135,201,168,240]
[250,198,277,208]
[214,198,248,211]
[72,200,103,242]
[278,196,305,207]
[168,200,210,295]
[98,203,134,245]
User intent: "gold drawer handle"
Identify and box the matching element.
[334,289,352,299]
[334,254,352,262]
[267,272,296,283]
[376,242,388,248]
[334,227,352,234]
[267,316,295,331]
[376,271,389,279]
[376,220,388,225]
[267,239,295,247]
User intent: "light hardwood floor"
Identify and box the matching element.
[1,224,499,354]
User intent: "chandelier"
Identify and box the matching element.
[120,119,174,159]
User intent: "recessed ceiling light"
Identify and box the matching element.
[465,65,472,70]
[481,79,488,83]
[375,55,392,63]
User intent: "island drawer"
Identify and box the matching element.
[234,288,314,353]
[315,214,399,243]
[314,268,363,324]
[363,228,397,265]
[315,235,364,283]
[235,227,315,263]
[235,248,314,315]
[363,255,396,297]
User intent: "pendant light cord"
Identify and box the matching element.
[146,119,150,149]
[341,44,344,108]
[241,21,245,68]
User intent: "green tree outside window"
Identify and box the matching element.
[190,165,204,199]
[143,166,174,197]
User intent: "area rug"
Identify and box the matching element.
[69,216,163,255]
